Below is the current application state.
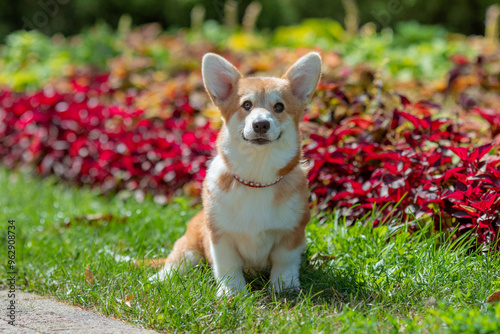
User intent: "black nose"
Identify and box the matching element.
[252,120,270,134]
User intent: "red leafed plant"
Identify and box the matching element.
[305,85,500,249]
[439,143,500,246]
[0,74,217,200]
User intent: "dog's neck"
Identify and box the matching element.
[217,124,301,186]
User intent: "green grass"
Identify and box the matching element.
[1,167,500,333]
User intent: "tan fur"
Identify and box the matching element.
[277,151,302,177]
[278,88,307,126]
[278,208,310,250]
[165,210,212,264]
[216,171,236,192]
[273,166,309,206]
[201,187,221,245]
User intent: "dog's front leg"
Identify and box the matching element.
[270,245,304,293]
[210,236,247,297]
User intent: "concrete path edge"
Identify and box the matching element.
[1,290,159,333]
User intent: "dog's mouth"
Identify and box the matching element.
[242,132,282,145]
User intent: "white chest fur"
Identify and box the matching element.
[205,155,304,268]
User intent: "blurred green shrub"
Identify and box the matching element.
[0,30,70,90]
[338,21,474,81]
[0,18,477,91]
[272,19,344,48]
[0,0,498,42]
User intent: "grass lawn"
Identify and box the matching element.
[1,166,500,333]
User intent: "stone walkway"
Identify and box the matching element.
[0,290,159,333]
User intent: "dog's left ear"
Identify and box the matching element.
[283,52,322,104]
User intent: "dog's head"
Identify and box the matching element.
[201,53,321,147]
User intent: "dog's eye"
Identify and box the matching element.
[273,103,284,113]
[242,101,253,111]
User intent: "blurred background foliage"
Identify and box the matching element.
[0,19,478,91]
[0,0,498,91]
[0,0,498,42]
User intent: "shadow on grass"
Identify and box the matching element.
[242,258,373,308]
[301,262,372,304]
[141,248,372,309]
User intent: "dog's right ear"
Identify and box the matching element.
[202,53,241,105]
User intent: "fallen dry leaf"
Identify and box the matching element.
[487,291,500,303]
[85,264,95,285]
[125,294,133,307]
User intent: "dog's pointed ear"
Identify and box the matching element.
[202,53,241,104]
[283,52,322,104]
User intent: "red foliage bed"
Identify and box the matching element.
[1,51,500,248]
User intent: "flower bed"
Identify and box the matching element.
[1,27,500,248]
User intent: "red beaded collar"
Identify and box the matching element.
[233,175,284,188]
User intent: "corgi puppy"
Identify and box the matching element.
[150,52,322,296]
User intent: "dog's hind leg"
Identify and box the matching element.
[148,236,202,281]
[149,210,209,282]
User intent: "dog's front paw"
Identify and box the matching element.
[216,284,249,297]
[270,276,301,294]
[270,284,302,295]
